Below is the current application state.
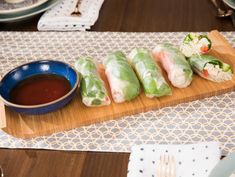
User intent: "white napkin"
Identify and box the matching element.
[37,0,104,31]
[128,142,221,177]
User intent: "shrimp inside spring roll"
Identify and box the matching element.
[103,51,140,103]
[153,43,193,88]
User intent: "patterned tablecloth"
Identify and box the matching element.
[0,31,234,155]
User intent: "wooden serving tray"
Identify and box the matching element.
[2,30,235,139]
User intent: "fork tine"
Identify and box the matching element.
[164,155,169,177]
[169,155,176,177]
[166,155,171,177]
[156,155,163,177]
[160,155,166,177]
[163,155,167,177]
[170,156,176,177]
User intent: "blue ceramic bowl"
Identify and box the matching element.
[0,60,79,115]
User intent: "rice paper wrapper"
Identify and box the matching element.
[103,51,141,103]
[75,57,110,107]
[153,43,193,88]
[128,48,171,97]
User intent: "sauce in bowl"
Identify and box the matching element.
[10,74,71,105]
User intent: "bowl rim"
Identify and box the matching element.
[0,59,80,109]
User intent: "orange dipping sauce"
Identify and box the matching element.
[10,74,71,105]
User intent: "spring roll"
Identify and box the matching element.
[180,33,212,58]
[152,43,193,88]
[103,51,140,103]
[189,54,233,82]
[75,57,111,107]
[128,48,171,97]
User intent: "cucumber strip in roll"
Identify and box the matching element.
[189,54,233,82]
[153,43,193,88]
[180,33,212,58]
[75,57,111,107]
[128,48,171,98]
[103,51,141,103]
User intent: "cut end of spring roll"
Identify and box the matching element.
[128,48,171,97]
[75,57,111,107]
[189,54,233,82]
[168,67,193,88]
[180,33,212,58]
[103,51,141,103]
[153,43,193,88]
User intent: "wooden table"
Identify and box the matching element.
[0,0,234,176]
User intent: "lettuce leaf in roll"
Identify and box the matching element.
[152,43,193,88]
[75,57,110,107]
[128,48,171,98]
[189,54,233,82]
[103,51,140,103]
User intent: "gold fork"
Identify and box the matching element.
[156,154,176,177]
[71,0,81,16]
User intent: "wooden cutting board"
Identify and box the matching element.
[2,30,235,139]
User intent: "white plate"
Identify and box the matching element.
[223,0,235,9]
[209,152,235,177]
[0,0,60,22]
[0,0,48,14]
